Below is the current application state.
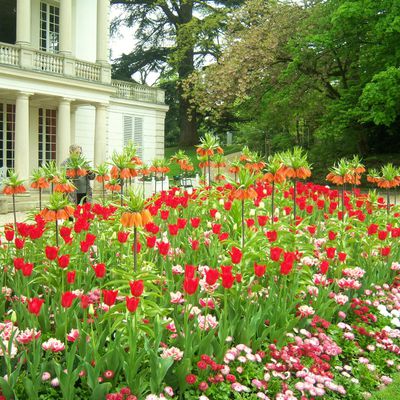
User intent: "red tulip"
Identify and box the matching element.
[280,261,293,275]
[13,257,25,270]
[45,246,58,260]
[80,241,91,253]
[92,263,106,278]
[378,230,388,241]
[209,209,218,218]
[206,268,219,285]
[5,229,14,241]
[326,247,336,259]
[80,295,90,309]
[328,231,337,241]
[218,232,229,242]
[221,273,235,289]
[160,210,169,220]
[22,262,34,277]
[257,215,268,226]
[15,238,25,249]
[57,254,70,269]
[266,230,277,243]
[190,217,200,228]
[129,280,144,297]
[212,224,222,234]
[338,252,347,262]
[320,260,329,274]
[117,231,130,243]
[270,247,283,262]
[224,201,232,211]
[67,271,76,284]
[27,298,45,315]
[85,233,96,246]
[191,239,200,250]
[367,224,378,235]
[126,296,140,312]
[254,263,266,277]
[229,247,242,264]
[381,247,391,257]
[102,289,118,306]
[183,277,199,295]
[146,236,157,248]
[157,241,170,256]
[168,224,179,236]
[61,291,76,308]
[184,265,196,279]
[177,218,187,229]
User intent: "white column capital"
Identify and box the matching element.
[17,91,34,99]
[95,102,109,110]
[59,97,75,104]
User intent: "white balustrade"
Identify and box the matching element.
[34,51,63,74]
[0,41,164,104]
[75,61,101,81]
[112,80,162,104]
[0,43,19,66]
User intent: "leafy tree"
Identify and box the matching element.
[111,0,244,146]
[188,0,400,159]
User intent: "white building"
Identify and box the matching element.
[0,0,168,181]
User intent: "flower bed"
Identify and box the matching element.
[1,174,400,399]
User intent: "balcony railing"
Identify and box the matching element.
[0,42,165,105]
[34,51,63,74]
[112,80,165,104]
[0,43,18,66]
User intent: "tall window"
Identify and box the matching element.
[38,108,57,166]
[0,103,16,171]
[40,2,59,52]
[0,0,16,44]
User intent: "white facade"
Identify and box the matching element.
[0,0,168,180]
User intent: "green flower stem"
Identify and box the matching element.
[55,218,59,247]
[133,227,138,272]
[241,198,245,249]
[271,181,275,224]
[12,193,16,231]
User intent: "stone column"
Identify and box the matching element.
[70,106,77,145]
[60,0,73,55]
[15,92,32,180]
[94,103,108,167]
[57,98,73,166]
[96,0,109,64]
[16,0,31,46]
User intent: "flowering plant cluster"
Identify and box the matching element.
[0,145,400,399]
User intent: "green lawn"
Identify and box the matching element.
[164,144,242,178]
[372,373,400,400]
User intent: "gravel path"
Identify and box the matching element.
[0,212,29,227]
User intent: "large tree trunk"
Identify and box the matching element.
[178,87,198,146]
[177,1,198,146]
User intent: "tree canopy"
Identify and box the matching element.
[187,0,400,161]
[111,0,244,146]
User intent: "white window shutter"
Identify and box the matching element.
[134,117,143,158]
[123,115,133,147]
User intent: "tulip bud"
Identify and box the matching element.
[10,311,17,323]
[88,304,95,315]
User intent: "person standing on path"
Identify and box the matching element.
[61,144,95,205]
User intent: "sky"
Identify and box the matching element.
[109,6,161,85]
